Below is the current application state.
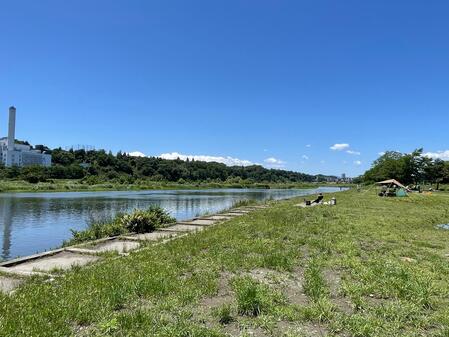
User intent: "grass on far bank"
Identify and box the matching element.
[0,178,351,193]
[1,189,449,336]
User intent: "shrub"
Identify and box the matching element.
[119,206,175,233]
[65,206,175,246]
[65,215,127,246]
[24,174,41,184]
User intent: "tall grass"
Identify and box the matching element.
[64,206,175,246]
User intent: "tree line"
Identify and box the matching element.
[0,147,321,184]
[360,149,449,188]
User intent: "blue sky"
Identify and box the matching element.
[1,0,448,176]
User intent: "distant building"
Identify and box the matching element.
[0,107,51,167]
[338,173,353,183]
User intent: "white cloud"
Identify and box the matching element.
[305,144,312,148]
[301,155,309,160]
[330,143,350,151]
[378,152,386,156]
[346,150,361,155]
[264,157,286,166]
[423,150,449,160]
[128,151,146,157]
[354,160,362,166]
[159,152,255,166]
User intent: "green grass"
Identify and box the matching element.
[1,189,449,336]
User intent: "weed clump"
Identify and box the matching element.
[213,303,234,325]
[232,276,284,317]
[120,206,175,233]
[65,206,175,246]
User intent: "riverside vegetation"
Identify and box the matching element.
[1,189,449,336]
[359,148,449,189]
[64,206,176,246]
[0,146,341,192]
[0,178,337,193]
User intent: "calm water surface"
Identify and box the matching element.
[0,187,343,261]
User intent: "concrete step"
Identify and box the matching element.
[201,215,234,221]
[0,275,23,294]
[159,224,205,232]
[219,213,245,217]
[121,230,179,241]
[227,210,251,214]
[0,251,100,274]
[177,219,217,226]
[68,238,141,255]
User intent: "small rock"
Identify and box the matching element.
[400,257,417,263]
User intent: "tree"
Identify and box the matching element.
[362,149,449,187]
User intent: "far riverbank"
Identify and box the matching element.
[0,179,352,194]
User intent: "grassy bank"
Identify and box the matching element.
[1,189,449,336]
[0,179,349,193]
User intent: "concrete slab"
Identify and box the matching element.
[229,210,251,214]
[0,276,23,294]
[203,215,233,221]
[160,224,205,232]
[219,213,244,217]
[181,219,216,226]
[123,231,178,241]
[5,251,100,273]
[87,240,140,253]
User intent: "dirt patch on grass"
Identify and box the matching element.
[323,268,353,314]
[364,294,391,307]
[198,271,234,311]
[221,321,330,337]
[73,323,93,337]
[243,267,309,307]
[223,323,270,337]
[225,267,310,308]
[194,268,319,336]
[277,321,329,336]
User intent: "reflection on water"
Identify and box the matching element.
[0,187,343,261]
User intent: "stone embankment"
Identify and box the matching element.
[0,205,269,294]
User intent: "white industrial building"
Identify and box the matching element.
[0,106,51,167]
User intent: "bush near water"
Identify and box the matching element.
[65,206,175,246]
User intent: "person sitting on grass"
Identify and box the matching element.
[304,193,324,205]
[312,193,324,204]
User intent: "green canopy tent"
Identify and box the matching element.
[376,179,408,197]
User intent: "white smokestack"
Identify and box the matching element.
[8,106,16,151]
